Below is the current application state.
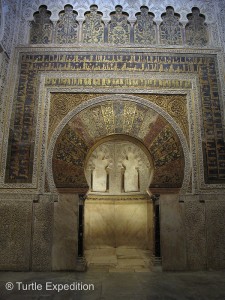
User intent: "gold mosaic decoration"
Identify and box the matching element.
[101,102,115,134]
[123,102,137,133]
[6,50,223,185]
[51,96,185,188]
[134,7,156,44]
[48,93,102,144]
[49,93,188,144]
[108,6,130,44]
[82,5,104,43]
[137,94,189,140]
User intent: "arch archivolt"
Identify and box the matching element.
[46,93,192,195]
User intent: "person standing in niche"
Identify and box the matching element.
[122,152,139,192]
[92,151,110,192]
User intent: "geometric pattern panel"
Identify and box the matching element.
[52,100,184,188]
[5,52,225,184]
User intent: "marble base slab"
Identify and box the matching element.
[85,247,153,272]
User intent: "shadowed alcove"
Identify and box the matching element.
[50,94,186,271]
[83,136,154,271]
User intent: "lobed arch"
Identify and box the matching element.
[46,94,191,195]
[22,1,210,23]
[84,135,154,195]
[26,3,209,46]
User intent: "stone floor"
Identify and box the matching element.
[0,269,225,300]
[85,247,153,272]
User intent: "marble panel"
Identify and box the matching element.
[206,200,225,269]
[0,199,32,271]
[52,193,79,270]
[115,200,152,249]
[84,197,154,251]
[31,195,54,271]
[184,200,207,270]
[84,199,115,249]
[160,194,186,271]
[85,247,153,271]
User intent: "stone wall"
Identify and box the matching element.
[160,194,225,271]
[0,197,33,271]
[160,194,186,271]
[184,200,207,270]
[0,193,54,271]
[206,200,225,269]
[52,193,79,271]
[0,192,225,271]
[31,195,54,271]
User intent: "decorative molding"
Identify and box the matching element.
[1,47,224,196]
[21,0,216,23]
[46,93,191,194]
[16,1,219,47]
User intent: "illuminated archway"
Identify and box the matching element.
[47,94,190,194]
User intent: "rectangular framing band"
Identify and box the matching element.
[1,47,224,194]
